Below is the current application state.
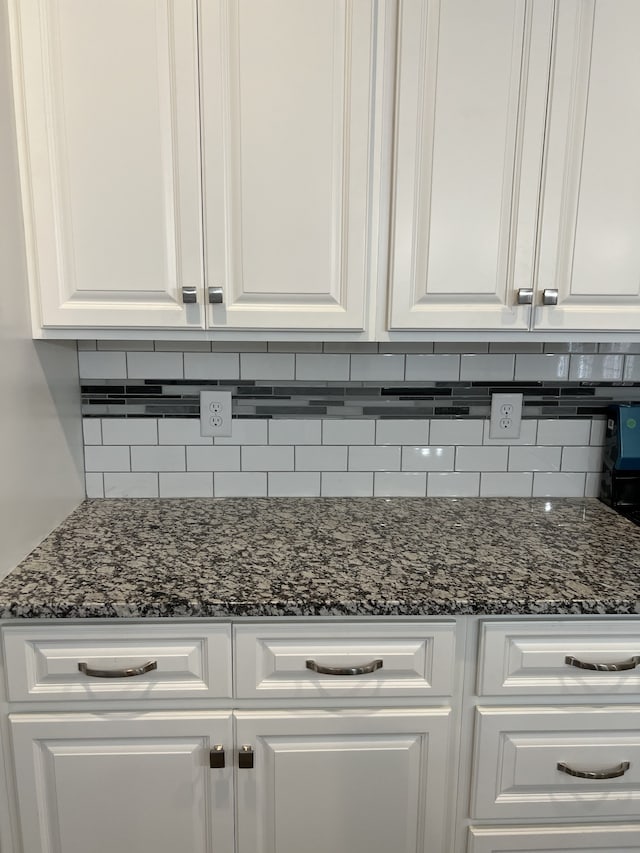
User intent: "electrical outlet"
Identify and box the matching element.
[489,392,523,439]
[200,390,233,437]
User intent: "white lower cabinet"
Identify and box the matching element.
[468,824,640,853]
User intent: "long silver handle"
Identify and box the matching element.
[542,288,558,305]
[516,288,533,305]
[557,760,630,780]
[239,745,254,769]
[181,286,198,304]
[565,655,640,672]
[305,659,383,676]
[77,660,158,678]
[208,286,223,304]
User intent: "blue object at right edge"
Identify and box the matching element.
[614,404,640,469]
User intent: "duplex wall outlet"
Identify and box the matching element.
[489,392,523,439]
[200,390,233,437]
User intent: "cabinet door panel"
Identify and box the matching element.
[388,0,553,330]
[10,712,233,853]
[10,0,204,328]
[536,0,640,330]
[235,708,451,853]
[201,0,380,330]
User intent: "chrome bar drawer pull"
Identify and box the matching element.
[208,286,223,304]
[209,745,225,769]
[565,654,640,672]
[77,660,158,678]
[239,745,254,769]
[516,288,533,305]
[305,659,383,676]
[557,760,630,780]
[542,288,559,305]
[181,286,198,304]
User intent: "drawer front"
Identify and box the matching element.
[472,706,640,820]
[234,622,456,698]
[2,624,232,701]
[469,824,640,852]
[478,620,640,696]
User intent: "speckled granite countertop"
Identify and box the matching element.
[0,497,639,619]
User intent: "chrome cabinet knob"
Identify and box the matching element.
[181,286,198,304]
[208,286,223,304]
[542,288,559,306]
[516,288,533,305]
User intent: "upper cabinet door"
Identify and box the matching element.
[10,0,204,329]
[200,0,382,331]
[388,0,553,331]
[535,0,640,331]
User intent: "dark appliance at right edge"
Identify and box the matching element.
[600,404,640,525]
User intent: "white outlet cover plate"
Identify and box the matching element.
[489,392,523,439]
[200,390,233,437]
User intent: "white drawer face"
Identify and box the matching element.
[469,824,640,853]
[478,620,640,696]
[2,624,232,701]
[234,622,456,698]
[473,706,640,820]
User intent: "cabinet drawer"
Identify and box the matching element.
[469,824,640,852]
[478,620,640,695]
[234,622,456,698]
[2,624,232,701]
[472,706,640,820]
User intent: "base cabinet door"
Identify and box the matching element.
[9,711,234,853]
[234,708,452,853]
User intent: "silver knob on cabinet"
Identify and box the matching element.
[208,286,224,304]
[181,286,198,304]
[516,288,533,305]
[542,288,559,306]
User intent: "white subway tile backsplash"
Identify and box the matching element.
[456,446,508,472]
[427,472,479,497]
[537,419,591,446]
[430,419,483,445]
[268,472,321,497]
[78,351,127,379]
[323,342,378,353]
[401,446,454,472]
[85,473,104,498]
[82,419,102,445]
[514,354,569,381]
[590,419,607,446]
[97,340,154,351]
[127,352,183,379]
[295,446,348,471]
[155,340,211,352]
[323,419,375,445]
[184,353,239,379]
[186,446,241,471]
[348,446,401,472]
[405,354,460,381]
[296,354,350,381]
[242,446,294,472]
[482,419,537,446]
[373,472,427,496]
[131,446,186,472]
[532,472,586,497]
[509,446,561,472]
[104,473,158,497]
[102,418,157,446]
[350,354,405,381]
[85,446,130,473]
[585,473,601,497]
[241,353,295,380]
[561,446,603,473]
[569,354,624,381]
[159,472,213,497]
[269,419,322,445]
[159,418,213,446]
[214,472,267,497]
[216,420,268,445]
[459,354,514,381]
[321,472,373,496]
[376,420,429,445]
[480,472,533,497]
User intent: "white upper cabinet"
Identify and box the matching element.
[387,0,554,331]
[534,0,640,331]
[10,0,205,329]
[199,0,381,331]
